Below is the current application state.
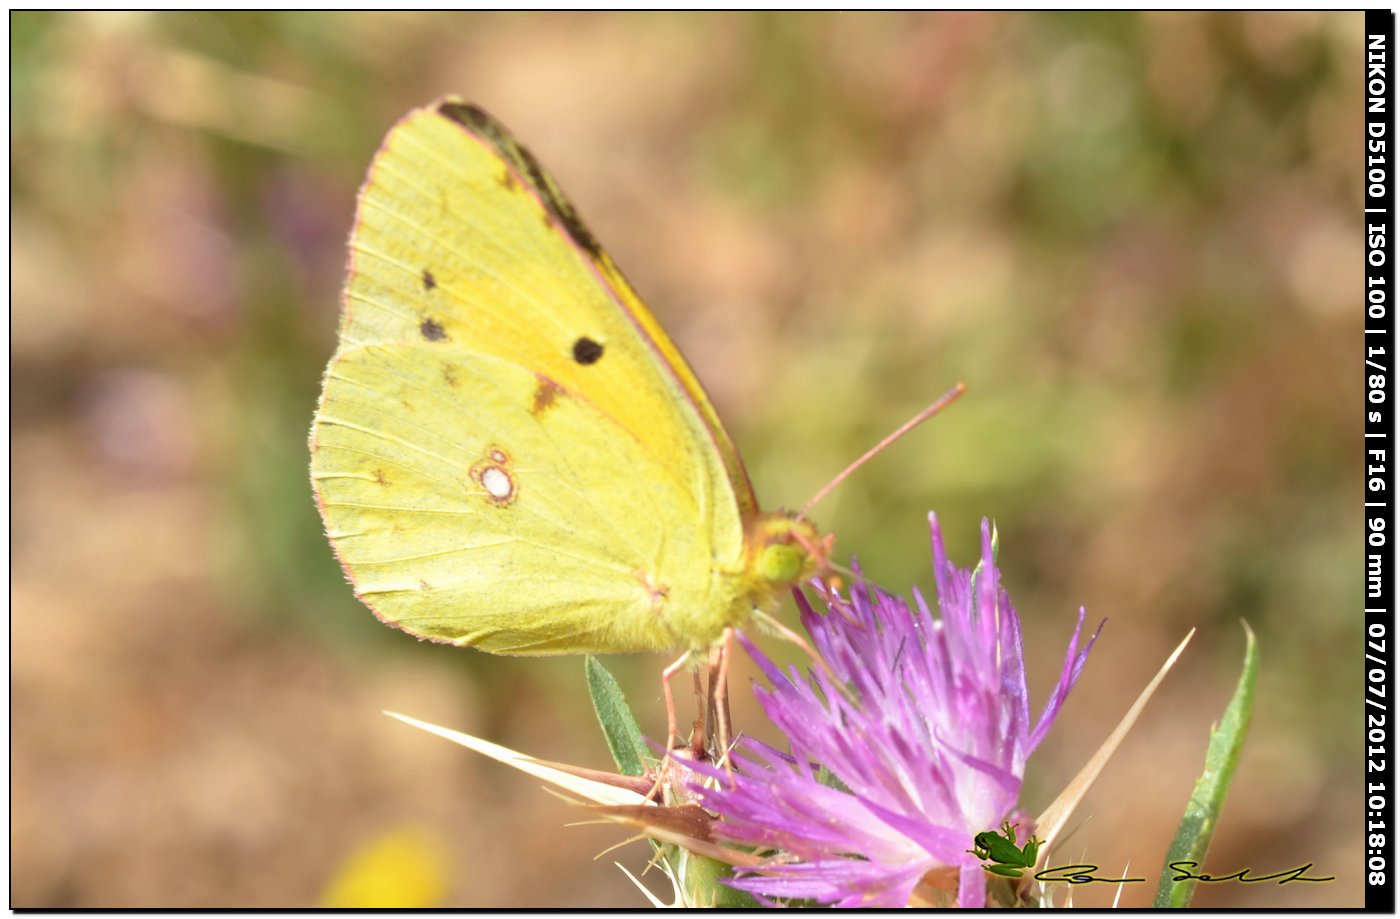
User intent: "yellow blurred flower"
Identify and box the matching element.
[318,825,450,908]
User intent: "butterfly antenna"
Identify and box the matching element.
[798,382,967,522]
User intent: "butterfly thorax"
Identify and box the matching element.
[658,513,830,652]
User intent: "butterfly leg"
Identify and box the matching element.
[707,627,736,783]
[660,648,691,755]
[641,649,693,803]
[689,666,708,758]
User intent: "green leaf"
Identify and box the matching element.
[585,656,653,777]
[1153,622,1258,907]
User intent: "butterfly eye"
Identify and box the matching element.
[755,542,806,586]
[572,336,604,364]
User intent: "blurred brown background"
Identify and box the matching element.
[12,11,1363,908]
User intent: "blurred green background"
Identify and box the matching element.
[11,11,1363,907]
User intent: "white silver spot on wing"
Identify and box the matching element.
[481,466,513,500]
[470,445,518,507]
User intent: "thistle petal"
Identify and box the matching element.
[691,516,1103,907]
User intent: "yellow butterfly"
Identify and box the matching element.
[309,99,830,695]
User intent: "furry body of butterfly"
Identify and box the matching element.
[310,99,828,657]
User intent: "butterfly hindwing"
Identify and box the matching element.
[313,340,736,653]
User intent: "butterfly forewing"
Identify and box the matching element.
[311,98,760,653]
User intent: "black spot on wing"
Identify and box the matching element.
[420,318,447,341]
[422,268,437,291]
[572,337,604,365]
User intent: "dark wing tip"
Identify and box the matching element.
[437,99,494,133]
[433,100,606,262]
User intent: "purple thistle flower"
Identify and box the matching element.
[689,514,1102,908]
